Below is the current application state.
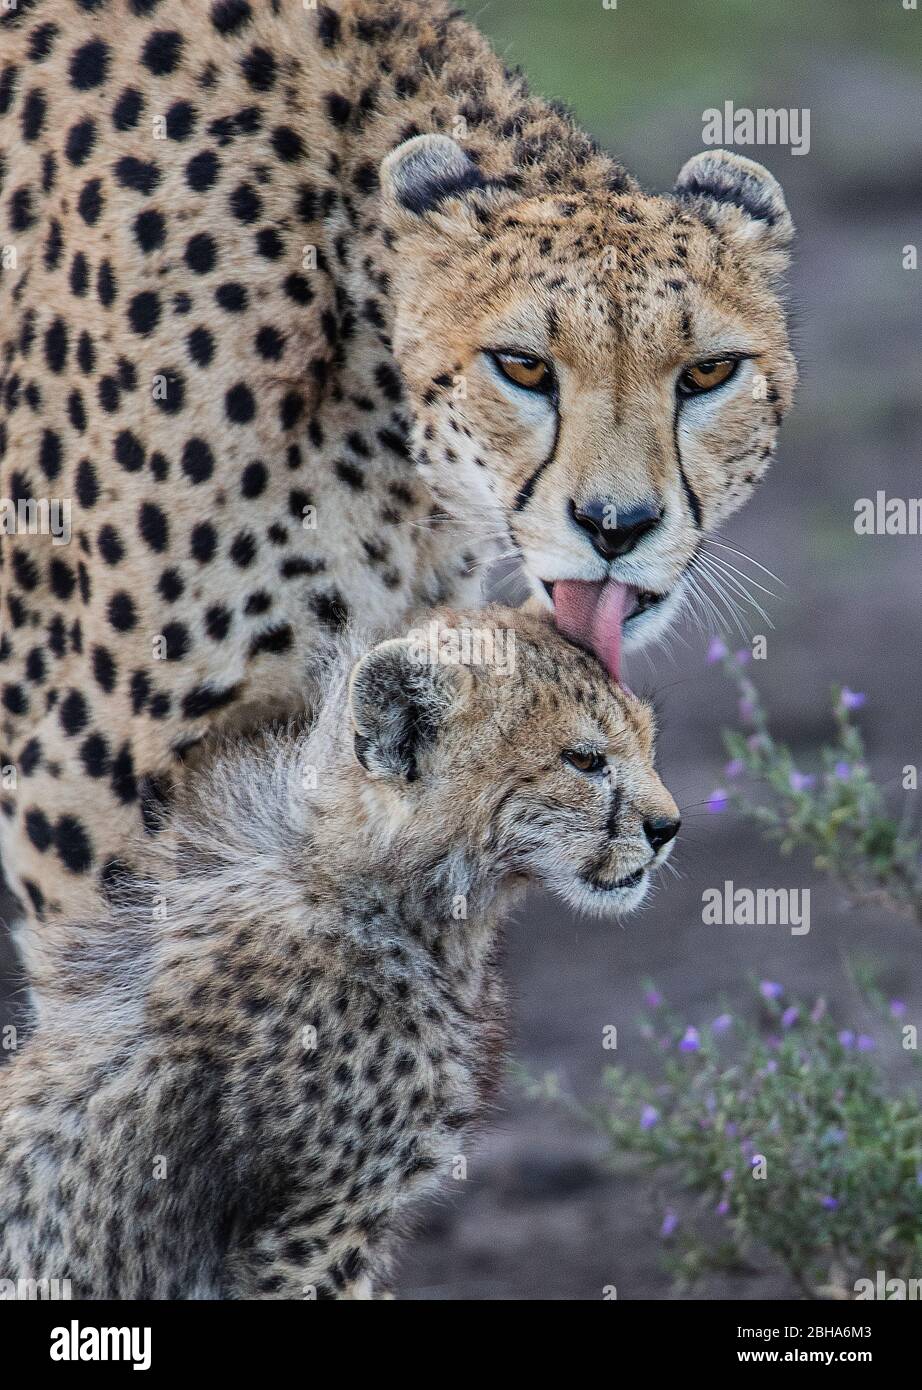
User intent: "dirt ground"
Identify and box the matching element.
[2,12,920,1300]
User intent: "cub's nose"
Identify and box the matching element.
[643,815,681,853]
[570,499,663,563]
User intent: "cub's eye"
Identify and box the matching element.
[677,357,739,397]
[492,351,552,394]
[563,749,606,775]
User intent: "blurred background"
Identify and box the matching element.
[2,0,921,1299]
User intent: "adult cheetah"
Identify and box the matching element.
[0,0,796,932]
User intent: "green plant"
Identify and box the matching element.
[707,639,922,924]
[526,981,922,1297]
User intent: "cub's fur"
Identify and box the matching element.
[0,607,677,1299]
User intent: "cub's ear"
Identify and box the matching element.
[348,636,469,782]
[380,133,489,218]
[674,150,793,272]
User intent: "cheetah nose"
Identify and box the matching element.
[570,499,663,563]
[643,815,681,853]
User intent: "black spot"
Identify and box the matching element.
[141,29,184,77]
[138,501,169,553]
[271,125,304,162]
[70,252,90,297]
[11,549,38,591]
[114,429,145,473]
[108,591,137,632]
[229,182,261,223]
[226,382,256,424]
[187,326,215,366]
[353,161,378,195]
[56,816,93,873]
[165,99,196,140]
[154,369,185,414]
[317,4,341,47]
[43,318,69,375]
[115,156,161,195]
[325,92,351,127]
[158,568,184,602]
[280,391,303,430]
[311,590,349,631]
[75,457,99,508]
[375,362,403,402]
[97,524,124,565]
[127,290,161,337]
[205,605,232,641]
[186,148,219,192]
[190,522,217,564]
[283,273,313,305]
[241,45,275,91]
[21,86,47,141]
[211,0,252,35]
[112,86,144,130]
[249,624,293,658]
[184,231,217,274]
[97,259,117,305]
[92,646,118,695]
[229,531,256,567]
[25,807,53,853]
[81,732,110,778]
[28,23,58,63]
[38,429,62,480]
[255,226,284,259]
[77,177,104,224]
[162,621,190,660]
[255,325,284,361]
[182,681,241,719]
[215,282,248,312]
[134,207,166,252]
[181,437,214,485]
[49,557,75,600]
[69,39,110,91]
[9,186,36,232]
[65,118,96,165]
[60,689,89,736]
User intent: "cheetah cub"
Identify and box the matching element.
[0,607,678,1300]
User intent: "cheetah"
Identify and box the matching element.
[0,0,795,933]
[0,605,679,1299]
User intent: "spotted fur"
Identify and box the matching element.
[0,0,794,932]
[0,605,677,1299]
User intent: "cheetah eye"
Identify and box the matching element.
[491,351,553,394]
[677,357,739,397]
[562,748,606,775]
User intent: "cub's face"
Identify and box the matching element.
[349,609,679,917]
[382,138,797,676]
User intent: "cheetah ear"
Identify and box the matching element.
[349,636,469,783]
[674,150,793,271]
[380,134,489,218]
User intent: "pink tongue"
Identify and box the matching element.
[552,579,630,681]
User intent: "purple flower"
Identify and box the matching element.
[734,649,751,667]
[708,787,729,813]
[712,1013,733,1035]
[821,1195,840,1211]
[724,758,744,779]
[810,997,827,1023]
[789,770,816,792]
[725,1122,738,1138]
[840,688,866,711]
[838,1029,855,1049]
[679,1026,700,1053]
[722,1169,734,1183]
[761,1059,778,1075]
[716,1198,730,1216]
[890,999,907,1019]
[707,637,728,664]
[660,1208,679,1238]
[644,988,663,1008]
[760,980,783,1000]
[738,697,756,723]
[833,761,852,780]
[747,733,769,752]
[824,1127,846,1145]
[857,1034,876,1052]
[781,1006,799,1029]
[640,1104,660,1130]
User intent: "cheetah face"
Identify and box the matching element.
[382,138,797,681]
[348,608,679,918]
